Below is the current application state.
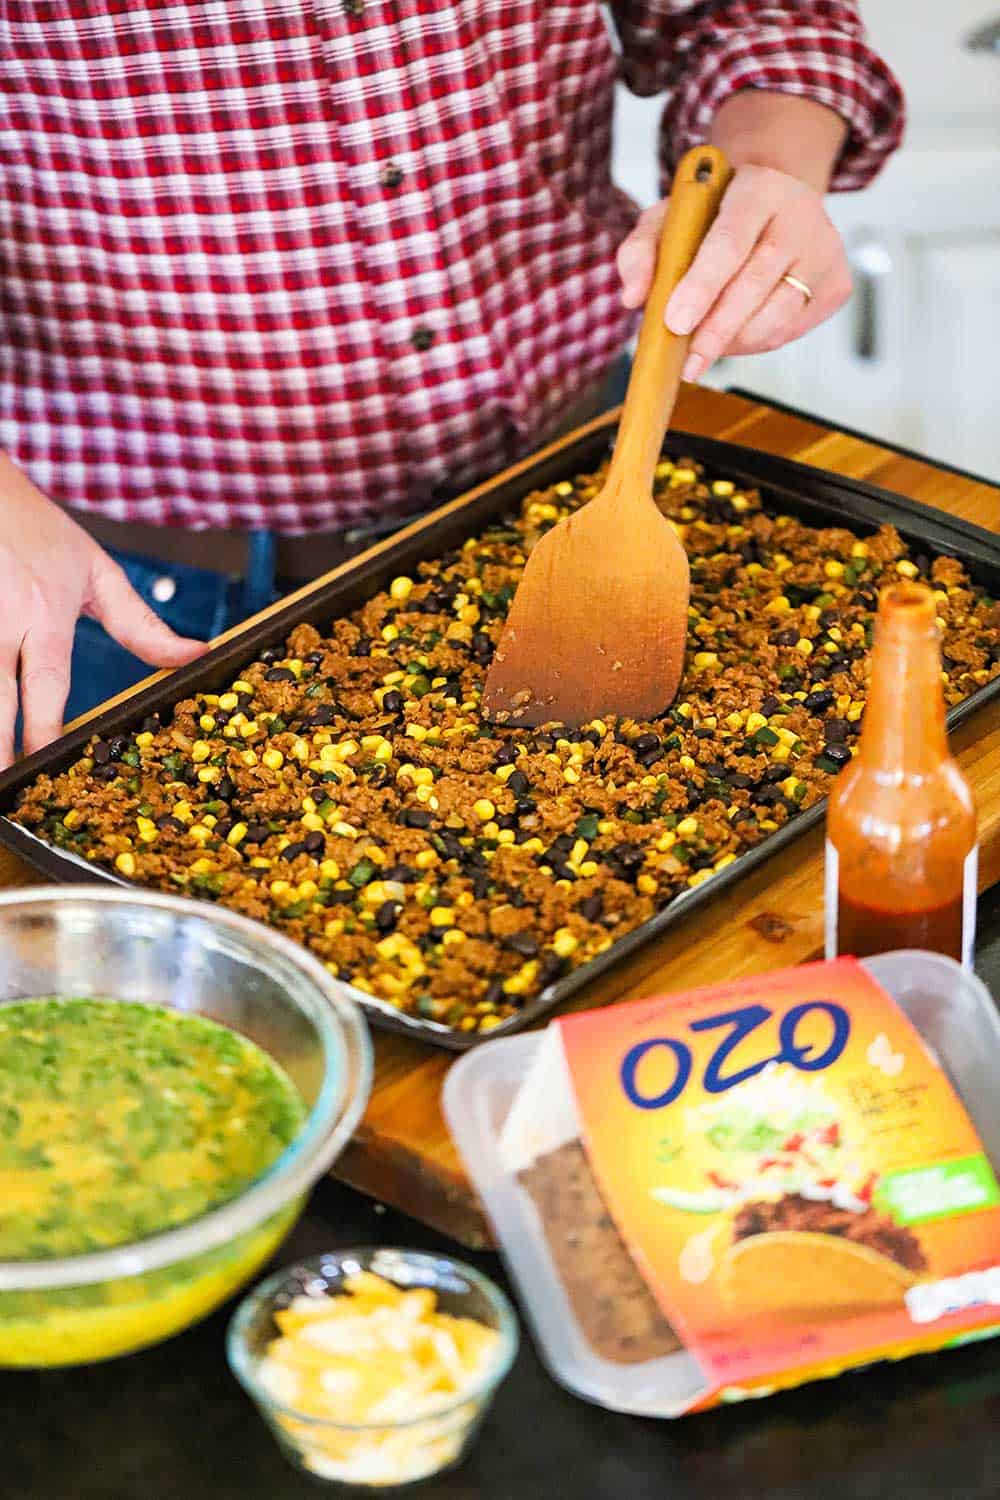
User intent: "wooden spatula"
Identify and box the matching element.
[482,145,733,727]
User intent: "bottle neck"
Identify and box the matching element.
[858,585,948,773]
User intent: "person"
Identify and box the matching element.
[0,2,903,769]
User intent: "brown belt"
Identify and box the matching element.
[65,373,616,582]
[69,511,377,583]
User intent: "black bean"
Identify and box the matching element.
[515,797,537,816]
[108,736,129,761]
[260,646,282,665]
[156,815,185,834]
[756,785,782,806]
[759,695,782,717]
[805,688,835,712]
[728,772,753,790]
[693,728,714,740]
[822,743,852,767]
[510,889,527,909]
[244,823,269,844]
[382,690,404,715]
[367,764,391,789]
[507,769,529,796]
[92,740,111,765]
[704,761,726,779]
[578,893,604,921]
[496,813,518,831]
[217,776,236,800]
[818,609,839,630]
[400,808,431,828]
[375,901,400,934]
[484,979,506,1007]
[142,714,161,734]
[633,732,661,755]
[385,863,416,884]
[265,668,297,683]
[92,763,119,782]
[763,765,786,783]
[473,873,491,901]
[282,841,306,861]
[471,632,493,663]
[824,718,849,744]
[307,705,336,726]
[504,931,539,959]
[214,819,233,839]
[774,627,799,647]
[236,693,254,712]
[352,638,372,657]
[639,748,662,768]
[304,831,325,854]
[306,650,325,666]
[538,952,564,986]
[328,887,357,906]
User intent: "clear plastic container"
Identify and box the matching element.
[444,952,1000,1417]
[228,1247,519,1490]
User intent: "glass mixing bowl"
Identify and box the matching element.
[0,886,372,1367]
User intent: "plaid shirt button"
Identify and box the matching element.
[380,163,404,190]
[410,328,435,352]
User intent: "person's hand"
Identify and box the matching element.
[0,454,206,769]
[617,163,852,383]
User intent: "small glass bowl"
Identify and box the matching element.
[227,1247,519,1491]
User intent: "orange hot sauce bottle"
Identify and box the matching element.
[826,580,977,967]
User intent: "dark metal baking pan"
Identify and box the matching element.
[1,413,998,1051]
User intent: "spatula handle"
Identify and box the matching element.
[607,145,733,498]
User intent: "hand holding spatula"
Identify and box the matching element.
[482,146,733,728]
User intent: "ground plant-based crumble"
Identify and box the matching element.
[13,458,1000,1033]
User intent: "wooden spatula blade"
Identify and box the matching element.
[481,489,691,726]
[482,145,732,729]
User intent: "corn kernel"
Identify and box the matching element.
[320,859,341,880]
[712,480,734,497]
[676,817,698,837]
[415,849,439,869]
[331,821,358,838]
[497,829,516,845]
[197,766,221,784]
[442,929,466,947]
[679,754,696,771]
[217,692,239,711]
[297,879,318,900]
[134,730,154,749]
[405,724,428,742]
[847,702,865,722]
[764,597,791,616]
[519,838,545,855]
[656,832,677,852]
[551,929,578,959]
[745,712,768,734]
[481,819,499,838]
[324,919,345,938]
[301,812,325,832]
[389,576,413,602]
[771,744,791,763]
[430,906,455,927]
[895,558,919,578]
[191,740,212,763]
[262,748,284,771]
[473,798,496,822]
[114,852,137,877]
[693,651,719,669]
[563,766,580,785]
[269,880,292,901]
[823,560,845,579]
[62,809,82,829]
[198,714,216,733]
[687,868,713,888]
[637,873,658,895]
[240,750,258,768]
[381,624,400,643]
[291,738,310,762]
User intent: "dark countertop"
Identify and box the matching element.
[7,893,1000,1500]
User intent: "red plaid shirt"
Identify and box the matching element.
[1,2,903,535]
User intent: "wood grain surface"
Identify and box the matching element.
[1,385,997,1248]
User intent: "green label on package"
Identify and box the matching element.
[875,1154,1000,1226]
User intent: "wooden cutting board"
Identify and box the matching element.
[1,386,998,1248]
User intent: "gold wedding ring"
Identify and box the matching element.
[782,273,813,304]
